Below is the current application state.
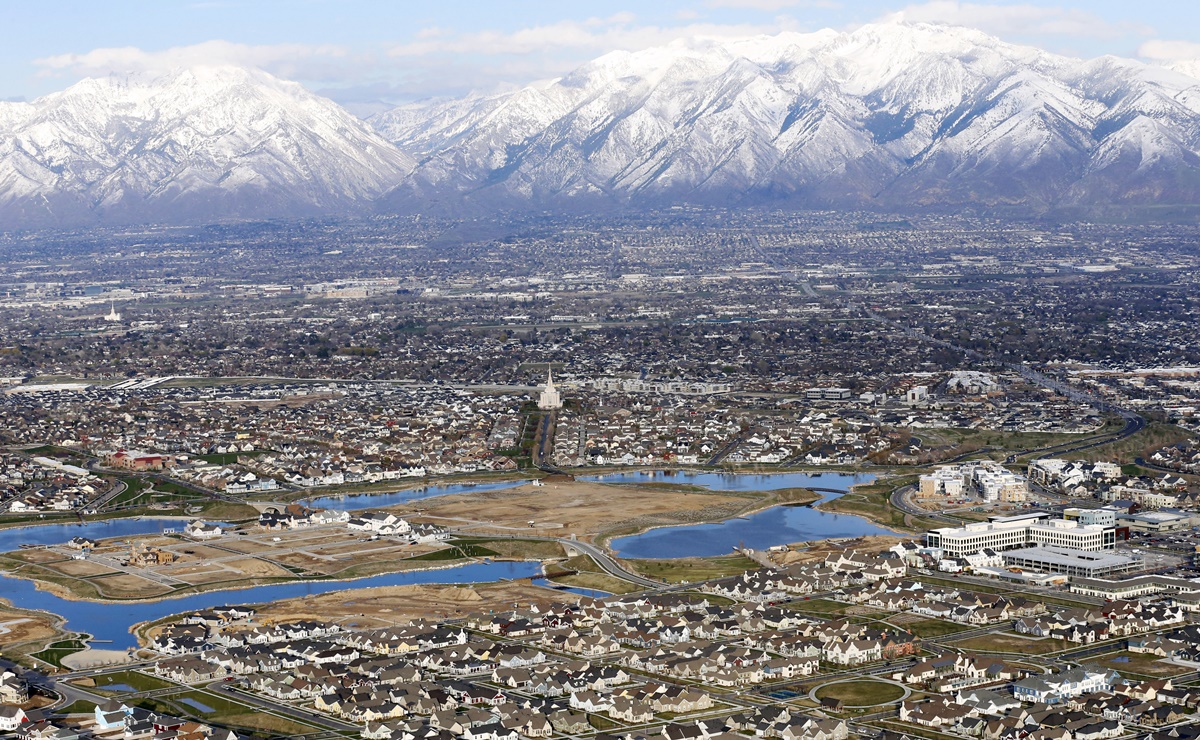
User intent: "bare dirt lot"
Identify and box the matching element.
[47,559,119,578]
[770,535,909,567]
[393,479,760,541]
[0,602,61,649]
[89,573,172,599]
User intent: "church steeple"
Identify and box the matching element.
[538,366,562,410]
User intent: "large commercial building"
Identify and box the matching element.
[1001,546,1139,578]
[925,512,1116,557]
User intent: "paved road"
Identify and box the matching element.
[482,532,663,589]
[563,538,663,589]
[889,485,958,524]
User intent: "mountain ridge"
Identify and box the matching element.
[6,23,1200,225]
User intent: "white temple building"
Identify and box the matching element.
[104,301,122,322]
[537,368,563,410]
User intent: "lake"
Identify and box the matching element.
[596,471,891,558]
[305,480,526,511]
[0,560,542,649]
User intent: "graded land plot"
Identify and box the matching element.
[41,559,120,578]
[949,632,1072,655]
[89,573,173,599]
[9,549,68,565]
[0,600,62,649]
[391,479,764,541]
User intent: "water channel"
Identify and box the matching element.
[0,470,891,649]
[304,480,526,511]
[590,471,892,558]
[0,560,543,649]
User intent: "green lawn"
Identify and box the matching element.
[87,670,177,693]
[58,700,98,715]
[898,618,971,638]
[31,638,88,669]
[138,689,321,736]
[409,542,497,560]
[815,680,906,707]
[456,538,565,560]
[784,598,852,615]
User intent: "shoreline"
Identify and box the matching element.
[593,486,825,551]
[0,554,548,608]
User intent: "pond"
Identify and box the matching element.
[304,480,526,511]
[0,560,543,649]
[596,471,892,559]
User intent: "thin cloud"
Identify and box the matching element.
[388,18,787,58]
[33,40,355,82]
[1139,39,1200,61]
[878,1,1148,39]
[705,0,840,9]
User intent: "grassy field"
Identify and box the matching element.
[784,598,854,615]
[549,554,640,594]
[626,554,760,583]
[1090,650,1194,677]
[897,618,971,638]
[818,476,936,531]
[136,689,321,736]
[457,538,565,560]
[1066,422,1195,464]
[950,632,1071,655]
[31,638,88,669]
[815,679,907,707]
[920,427,1098,452]
[87,670,177,693]
[58,700,98,715]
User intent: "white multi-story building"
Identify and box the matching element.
[926,513,1116,557]
[918,462,1028,503]
[538,369,562,411]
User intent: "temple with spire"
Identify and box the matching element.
[537,368,562,410]
[104,301,122,322]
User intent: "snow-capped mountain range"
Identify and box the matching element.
[0,66,413,225]
[5,22,1200,225]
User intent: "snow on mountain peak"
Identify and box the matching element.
[0,65,414,224]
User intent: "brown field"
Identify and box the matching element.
[43,559,118,578]
[90,574,172,598]
[239,581,579,627]
[12,549,65,564]
[770,535,908,566]
[0,602,61,648]
[221,558,292,578]
[392,479,758,541]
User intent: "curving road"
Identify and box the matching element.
[481,532,663,589]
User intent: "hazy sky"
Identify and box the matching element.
[6,0,1200,112]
